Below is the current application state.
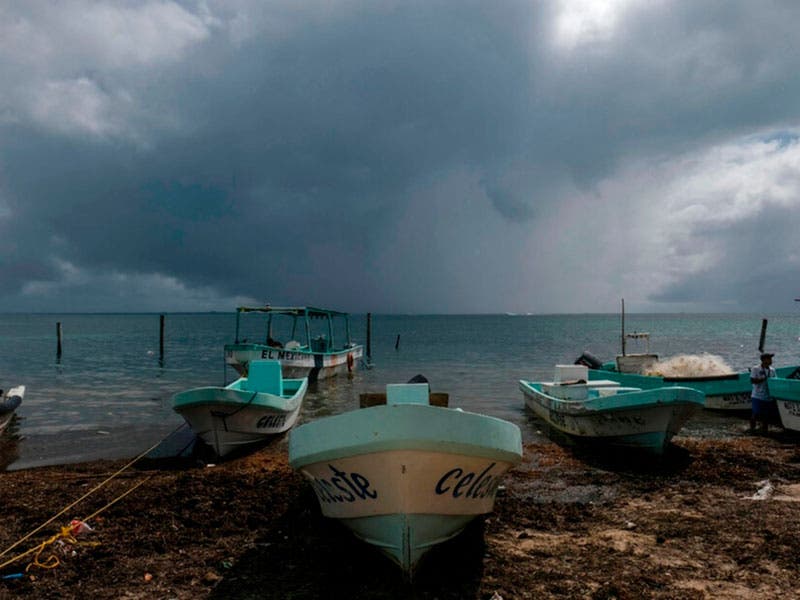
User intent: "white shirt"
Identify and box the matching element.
[750,365,776,400]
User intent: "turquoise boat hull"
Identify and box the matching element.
[288,383,522,576]
[588,365,800,411]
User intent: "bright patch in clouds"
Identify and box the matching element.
[553,0,640,50]
[586,131,800,310]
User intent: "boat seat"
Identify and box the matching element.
[360,391,448,408]
[244,360,283,396]
[387,383,430,405]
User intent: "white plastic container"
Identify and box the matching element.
[554,364,588,383]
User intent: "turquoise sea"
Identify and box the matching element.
[2,312,800,470]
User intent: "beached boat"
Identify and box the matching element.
[520,364,704,454]
[767,376,800,432]
[172,360,308,457]
[224,305,363,381]
[577,351,800,411]
[0,386,24,434]
[575,303,800,411]
[288,381,523,576]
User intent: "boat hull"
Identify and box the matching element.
[225,344,363,381]
[173,379,307,457]
[520,381,703,454]
[289,402,522,575]
[767,377,800,432]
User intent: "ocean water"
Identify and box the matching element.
[1,312,799,470]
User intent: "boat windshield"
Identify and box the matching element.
[233,306,353,350]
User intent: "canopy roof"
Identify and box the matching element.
[236,306,351,319]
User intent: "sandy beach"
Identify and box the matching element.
[1,432,799,599]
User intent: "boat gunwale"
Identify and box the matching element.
[288,403,523,469]
[172,378,308,411]
[518,380,705,415]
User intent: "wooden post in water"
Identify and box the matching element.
[159,314,165,359]
[395,334,400,351]
[366,313,372,362]
[56,322,63,357]
[759,318,768,352]
[620,299,626,356]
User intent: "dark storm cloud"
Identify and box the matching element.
[3,1,800,312]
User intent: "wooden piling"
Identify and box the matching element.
[366,313,372,361]
[159,314,165,358]
[759,318,768,352]
[395,334,400,350]
[56,322,62,357]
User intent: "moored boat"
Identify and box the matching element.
[224,305,363,381]
[520,364,704,454]
[0,386,24,435]
[288,381,522,576]
[172,360,307,457]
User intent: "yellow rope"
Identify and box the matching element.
[23,526,100,573]
[0,423,185,571]
[0,474,155,572]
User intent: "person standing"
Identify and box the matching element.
[750,352,776,433]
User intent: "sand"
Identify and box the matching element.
[1,432,800,599]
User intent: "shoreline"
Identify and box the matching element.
[1,433,800,598]
[0,422,185,472]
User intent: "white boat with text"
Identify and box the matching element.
[767,376,800,432]
[173,360,307,457]
[224,305,363,381]
[288,380,522,576]
[520,364,704,455]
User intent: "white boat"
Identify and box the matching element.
[288,381,522,576]
[520,364,704,455]
[224,305,363,381]
[0,385,24,434]
[172,360,307,457]
[767,377,800,432]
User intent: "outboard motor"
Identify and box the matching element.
[574,351,603,370]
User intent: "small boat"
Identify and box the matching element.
[224,305,364,381]
[578,351,800,412]
[0,386,24,435]
[766,376,800,432]
[288,380,522,576]
[574,301,800,411]
[172,360,308,457]
[520,364,704,454]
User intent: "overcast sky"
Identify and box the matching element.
[2,1,800,314]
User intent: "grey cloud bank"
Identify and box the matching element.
[2,1,800,314]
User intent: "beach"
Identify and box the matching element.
[2,431,799,599]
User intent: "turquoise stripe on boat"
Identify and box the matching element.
[289,404,523,469]
[520,382,705,414]
[768,377,800,401]
[589,365,800,396]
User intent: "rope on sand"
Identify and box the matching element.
[0,423,185,572]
